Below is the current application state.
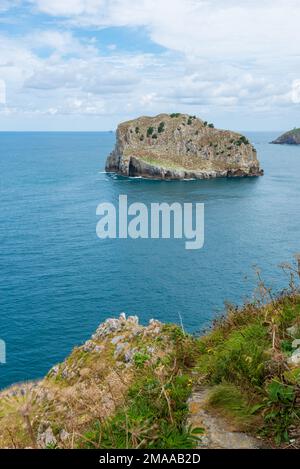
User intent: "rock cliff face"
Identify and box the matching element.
[106,114,263,179]
[271,128,300,145]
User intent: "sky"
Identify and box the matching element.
[0,0,300,131]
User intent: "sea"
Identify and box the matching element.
[1,131,300,389]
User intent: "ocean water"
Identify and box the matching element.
[1,131,300,389]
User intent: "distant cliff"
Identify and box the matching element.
[106,114,263,179]
[271,128,300,145]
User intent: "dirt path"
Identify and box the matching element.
[187,388,263,449]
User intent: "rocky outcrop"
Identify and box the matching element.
[106,114,263,180]
[287,326,300,366]
[0,314,174,449]
[271,128,300,145]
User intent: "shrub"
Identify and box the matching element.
[197,322,269,386]
[158,122,165,133]
[280,339,293,355]
[262,380,297,444]
[170,113,181,118]
[133,352,151,368]
[147,127,154,137]
[236,136,250,146]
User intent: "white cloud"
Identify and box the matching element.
[30,0,300,60]
[0,79,6,104]
[291,80,300,104]
[0,26,297,124]
[1,1,300,129]
[30,0,106,16]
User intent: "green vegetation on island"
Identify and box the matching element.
[106,113,263,179]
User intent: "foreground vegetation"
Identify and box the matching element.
[196,291,300,446]
[80,326,202,449]
[0,268,300,449]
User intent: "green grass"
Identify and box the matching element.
[79,327,203,449]
[133,351,151,368]
[197,322,269,386]
[138,156,186,171]
[195,294,300,445]
[208,384,259,427]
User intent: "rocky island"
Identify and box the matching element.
[271,128,300,145]
[105,113,263,179]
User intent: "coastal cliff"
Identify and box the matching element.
[271,128,300,145]
[1,293,300,449]
[105,114,263,179]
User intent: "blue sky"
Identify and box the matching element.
[0,0,300,131]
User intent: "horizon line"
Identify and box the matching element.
[0,129,284,133]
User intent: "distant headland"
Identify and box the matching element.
[105,114,263,180]
[271,128,300,145]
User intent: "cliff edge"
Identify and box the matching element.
[1,292,300,449]
[105,114,263,179]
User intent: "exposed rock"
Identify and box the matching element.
[106,114,263,180]
[37,425,57,448]
[124,348,137,363]
[59,429,70,443]
[288,349,300,366]
[48,364,60,377]
[94,345,105,353]
[61,368,75,380]
[82,340,104,353]
[292,339,300,349]
[114,341,129,358]
[119,312,126,321]
[127,315,139,325]
[83,340,97,352]
[92,318,122,339]
[111,335,125,345]
[187,389,263,449]
[286,325,299,338]
[271,128,300,145]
